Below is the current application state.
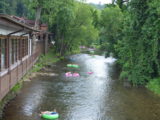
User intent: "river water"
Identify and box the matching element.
[3,54,160,120]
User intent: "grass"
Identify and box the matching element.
[20,47,60,82]
[31,48,60,73]
[146,78,160,95]
[11,82,22,92]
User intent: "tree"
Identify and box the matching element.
[0,0,8,13]
[24,0,53,29]
[53,2,98,55]
[24,0,98,55]
[100,6,123,55]
[116,0,151,85]
[92,9,100,28]
[16,1,27,17]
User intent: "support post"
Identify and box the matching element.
[44,33,48,55]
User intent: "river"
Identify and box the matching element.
[3,54,160,120]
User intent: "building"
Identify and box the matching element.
[0,14,50,100]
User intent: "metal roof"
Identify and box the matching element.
[0,14,39,32]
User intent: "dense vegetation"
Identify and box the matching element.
[1,0,160,93]
[99,0,160,94]
[116,0,160,86]
[115,0,160,93]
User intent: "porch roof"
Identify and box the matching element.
[0,14,39,32]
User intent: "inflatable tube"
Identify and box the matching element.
[72,65,79,68]
[65,72,72,77]
[87,72,93,74]
[42,112,59,120]
[67,64,72,67]
[73,73,80,77]
[67,64,79,68]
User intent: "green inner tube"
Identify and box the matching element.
[42,113,59,120]
[67,64,79,68]
[67,64,73,67]
[72,65,79,68]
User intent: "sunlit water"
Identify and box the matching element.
[3,54,160,120]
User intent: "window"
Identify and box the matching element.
[0,36,29,71]
[0,38,7,71]
[11,39,18,64]
[25,39,28,56]
[20,37,28,59]
[16,39,19,61]
[22,39,25,58]
[18,39,21,60]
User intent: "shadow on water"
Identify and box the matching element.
[2,53,160,120]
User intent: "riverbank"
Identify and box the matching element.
[0,48,60,118]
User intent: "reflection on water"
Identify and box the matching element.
[22,84,45,116]
[3,54,160,120]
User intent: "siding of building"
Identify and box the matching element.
[0,41,44,100]
[0,14,48,100]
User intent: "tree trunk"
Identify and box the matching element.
[112,0,116,4]
[60,35,64,56]
[34,6,42,30]
[32,6,42,53]
[117,0,124,9]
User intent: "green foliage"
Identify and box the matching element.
[25,0,99,56]
[97,0,160,87]
[147,78,160,95]
[0,0,9,13]
[0,0,28,17]
[115,0,160,87]
[99,6,123,55]
[92,9,101,28]
[49,2,99,55]
[16,1,27,17]
[11,82,22,92]
[116,0,151,85]
[31,48,59,73]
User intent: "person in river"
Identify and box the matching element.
[40,109,57,116]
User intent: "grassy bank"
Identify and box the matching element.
[31,48,60,73]
[0,47,60,118]
[146,78,160,95]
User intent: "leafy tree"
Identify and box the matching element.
[116,0,151,85]
[53,2,98,55]
[142,0,160,86]
[16,1,27,17]
[100,6,123,55]
[24,0,55,28]
[0,0,9,14]
[92,9,100,28]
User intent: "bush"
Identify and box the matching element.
[146,78,160,95]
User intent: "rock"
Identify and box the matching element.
[37,72,58,77]
[123,80,132,88]
[24,79,31,82]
